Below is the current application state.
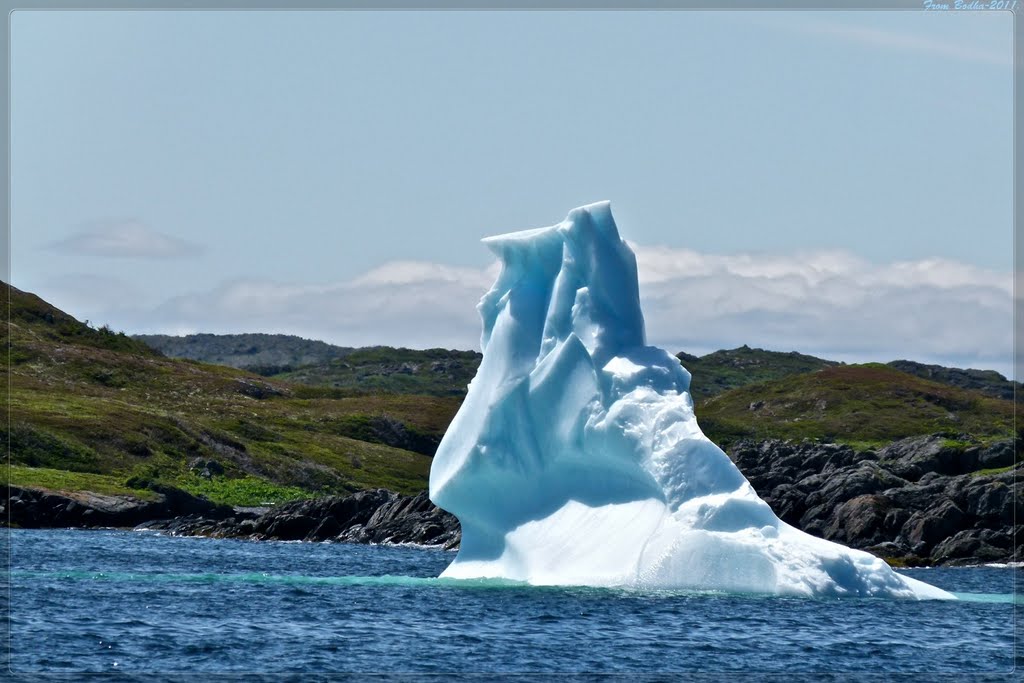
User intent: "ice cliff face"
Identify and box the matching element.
[429,202,951,599]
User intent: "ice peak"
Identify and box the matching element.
[564,199,618,239]
[476,202,644,366]
[480,200,617,259]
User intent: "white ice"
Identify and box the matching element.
[429,201,952,600]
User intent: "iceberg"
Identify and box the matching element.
[429,202,952,600]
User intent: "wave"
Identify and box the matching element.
[12,569,1020,603]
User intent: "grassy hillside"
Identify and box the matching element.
[7,284,457,504]
[677,345,839,402]
[695,364,1015,449]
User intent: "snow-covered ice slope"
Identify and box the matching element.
[429,202,952,599]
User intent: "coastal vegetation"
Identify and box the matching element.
[6,282,1018,510]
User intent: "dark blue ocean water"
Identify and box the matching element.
[5,529,1019,676]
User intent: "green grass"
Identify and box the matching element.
[10,464,318,507]
[176,474,315,507]
[971,465,1016,477]
[10,465,160,500]
[4,422,105,473]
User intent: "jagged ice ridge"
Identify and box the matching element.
[429,202,952,599]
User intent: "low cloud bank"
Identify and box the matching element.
[40,246,1013,377]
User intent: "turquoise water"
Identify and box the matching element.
[6,529,1019,675]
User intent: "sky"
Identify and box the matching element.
[10,9,1015,377]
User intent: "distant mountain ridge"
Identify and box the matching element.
[697,363,1015,448]
[275,347,482,398]
[677,345,1018,403]
[134,334,483,397]
[134,333,354,376]
[886,359,1018,402]
[133,333,1017,403]
[676,345,841,402]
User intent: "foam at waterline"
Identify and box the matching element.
[20,569,1010,601]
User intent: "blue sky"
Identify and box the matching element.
[10,10,1015,375]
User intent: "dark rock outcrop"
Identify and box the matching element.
[877,434,978,481]
[135,488,461,549]
[7,432,1019,566]
[336,490,459,546]
[729,434,1021,566]
[4,485,234,529]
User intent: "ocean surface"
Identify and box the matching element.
[6,529,1019,676]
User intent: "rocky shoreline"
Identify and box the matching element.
[5,433,1019,567]
[4,484,461,550]
[731,434,1020,566]
[136,488,461,549]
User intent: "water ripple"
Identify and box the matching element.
[8,529,1018,675]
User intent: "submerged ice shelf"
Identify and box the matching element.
[428,202,952,600]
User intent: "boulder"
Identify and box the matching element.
[900,500,965,554]
[803,461,908,512]
[5,484,230,529]
[977,440,1016,469]
[878,435,970,480]
[961,480,1012,524]
[931,530,1006,565]
[823,494,891,546]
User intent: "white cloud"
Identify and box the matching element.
[136,263,493,350]
[46,220,202,259]
[351,261,497,289]
[43,246,1014,377]
[633,245,1012,375]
